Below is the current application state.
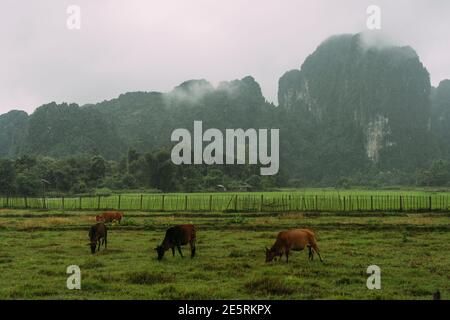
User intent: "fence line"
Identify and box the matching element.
[1,194,450,212]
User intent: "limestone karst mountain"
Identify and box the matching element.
[1,33,449,184]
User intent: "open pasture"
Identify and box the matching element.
[0,209,449,299]
[2,188,450,212]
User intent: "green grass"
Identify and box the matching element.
[0,209,449,299]
[2,188,450,212]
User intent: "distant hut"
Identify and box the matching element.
[237,183,253,192]
[216,184,227,192]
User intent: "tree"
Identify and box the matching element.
[16,173,41,196]
[417,160,450,186]
[0,159,16,195]
[90,155,106,182]
[246,175,261,190]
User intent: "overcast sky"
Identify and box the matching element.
[1,0,449,114]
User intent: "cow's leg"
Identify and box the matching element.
[311,242,323,262]
[172,247,175,257]
[285,249,290,263]
[97,240,101,252]
[190,240,196,258]
[308,245,313,261]
[177,246,184,258]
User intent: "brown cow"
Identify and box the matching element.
[96,211,123,223]
[88,222,107,254]
[155,224,196,260]
[265,228,323,263]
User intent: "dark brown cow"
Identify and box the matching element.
[155,224,196,260]
[96,211,123,223]
[88,222,107,254]
[265,228,323,263]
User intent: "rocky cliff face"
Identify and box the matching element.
[278,33,433,170]
[431,79,450,157]
[0,110,28,156]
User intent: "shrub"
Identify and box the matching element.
[120,217,138,226]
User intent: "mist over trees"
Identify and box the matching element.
[1,33,450,194]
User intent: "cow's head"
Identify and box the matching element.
[88,241,96,254]
[265,247,277,263]
[155,245,165,260]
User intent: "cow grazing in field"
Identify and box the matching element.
[433,290,441,300]
[88,222,107,254]
[96,211,123,223]
[155,224,196,260]
[265,228,323,263]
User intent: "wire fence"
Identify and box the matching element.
[1,194,450,212]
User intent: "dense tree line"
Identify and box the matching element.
[0,149,282,196]
[1,150,450,196]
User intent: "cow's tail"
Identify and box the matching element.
[104,227,108,249]
[191,225,196,258]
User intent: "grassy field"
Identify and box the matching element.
[2,188,450,212]
[0,208,449,299]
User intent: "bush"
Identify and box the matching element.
[121,174,137,189]
[120,217,138,226]
[15,173,41,196]
[230,214,247,224]
[70,181,88,194]
[94,188,112,197]
[102,175,124,189]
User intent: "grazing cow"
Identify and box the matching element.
[96,211,123,223]
[265,228,323,263]
[88,222,107,254]
[155,224,196,260]
[433,290,441,300]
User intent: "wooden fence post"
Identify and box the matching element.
[24,197,28,209]
[118,195,121,210]
[97,196,101,210]
[209,195,212,212]
[399,196,403,212]
[62,196,65,210]
[162,195,165,211]
[234,195,238,212]
[184,195,188,211]
[140,194,143,211]
[429,196,432,211]
[370,196,373,211]
[79,196,82,210]
[260,194,264,212]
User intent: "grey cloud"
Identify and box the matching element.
[1,0,449,114]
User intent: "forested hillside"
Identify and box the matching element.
[1,33,450,192]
